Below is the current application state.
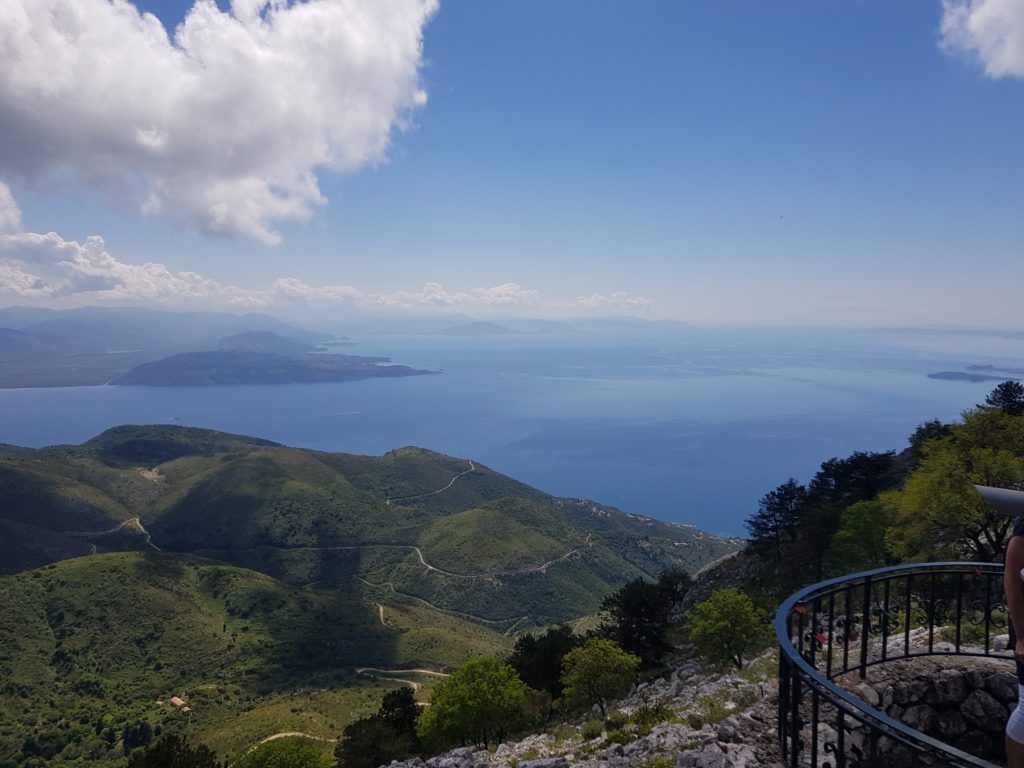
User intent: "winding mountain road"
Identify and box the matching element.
[64,516,161,552]
[254,541,581,580]
[356,577,529,634]
[385,461,476,504]
[355,667,449,691]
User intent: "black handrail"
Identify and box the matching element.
[776,562,1012,768]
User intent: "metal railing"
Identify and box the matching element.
[776,562,1012,767]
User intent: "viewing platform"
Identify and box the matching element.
[776,562,1015,767]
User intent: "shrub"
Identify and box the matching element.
[580,720,604,740]
[602,730,636,747]
[686,589,768,669]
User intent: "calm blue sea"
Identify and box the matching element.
[1,326,1021,536]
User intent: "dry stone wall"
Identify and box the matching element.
[839,656,1018,764]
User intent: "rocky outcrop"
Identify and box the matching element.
[385,654,783,768]
[387,635,1018,768]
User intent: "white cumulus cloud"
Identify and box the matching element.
[371,282,540,309]
[940,0,1024,78]
[0,0,437,243]
[0,202,544,311]
[575,291,653,311]
[0,181,21,234]
[271,276,363,304]
[0,230,261,304]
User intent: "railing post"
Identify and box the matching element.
[859,575,872,679]
[903,573,912,658]
[985,570,993,654]
[779,646,789,758]
[955,571,964,652]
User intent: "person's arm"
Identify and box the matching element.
[1005,535,1024,665]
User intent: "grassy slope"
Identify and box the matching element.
[0,426,739,763]
[0,552,507,766]
[0,426,740,626]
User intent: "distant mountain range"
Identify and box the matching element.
[0,305,692,388]
[0,424,738,764]
[0,307,419,388]
[111,350,432,386]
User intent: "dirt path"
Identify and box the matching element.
[385,461,476,504]
[64,516,161,552]
[247,541,579,580]
[254,731,337,746]
[409,544,580,579]
[355,667,449,691]
[357,578,529,634]
[376,603,386,626]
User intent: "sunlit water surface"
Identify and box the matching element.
[1,327,1019,536]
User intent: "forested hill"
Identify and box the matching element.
[0,424,739,624]
[0,424,739,765]
[690,380,1024,612]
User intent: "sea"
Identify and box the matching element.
[1,326,1021,537]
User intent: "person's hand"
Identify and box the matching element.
[1015,637,1024,667]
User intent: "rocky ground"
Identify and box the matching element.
[387,652,784,768]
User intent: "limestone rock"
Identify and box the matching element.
[985,672,1018,704]
[961,689,1007,730]
[854,682,880,707]
[517,759,568,768]
[901,704,938,732]
[932,669,967,704]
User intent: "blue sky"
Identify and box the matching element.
[1,0,1022,324]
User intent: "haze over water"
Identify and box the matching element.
[1,326,1016,536]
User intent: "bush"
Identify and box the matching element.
[686,588,767,669]
[561,638,639,718]
[603,712,627,731]
[417,657,529,750]
[235,737,330,768]
[580,720,604,740]
[602,730,636,747]
[629,703,673,730]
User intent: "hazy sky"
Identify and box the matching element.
[1,0,1022,325]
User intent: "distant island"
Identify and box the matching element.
[0,307,429,388]
[966,364,1024,375]
[927,371,1009,383]
[112,350,435,386]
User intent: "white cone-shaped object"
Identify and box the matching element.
[975,485,1024,517]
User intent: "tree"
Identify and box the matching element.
[745,478,806,561]
[909,419,952,459]
[984,381,1024,416]
[827,500,892,572]
[560,637,639,718]
[336,718,416,768]
[656,568,694,615]
[599,578,672,668]
[506,625,582,702]
[122,721,154,755]
[126,735,224,768]
[885,407,1024,562]
[377,687,420,743]
[237,737,330,768]
[335,686,421,768]
[416,657,530,750]
[686,588,767,669]
[800,451,898,581]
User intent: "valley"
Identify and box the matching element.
[0,424,738,765]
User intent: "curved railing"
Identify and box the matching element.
[776,562,1013,767]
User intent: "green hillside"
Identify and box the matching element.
[0,425,739,765]
[0,552,506,766]
[0,425,739,626]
